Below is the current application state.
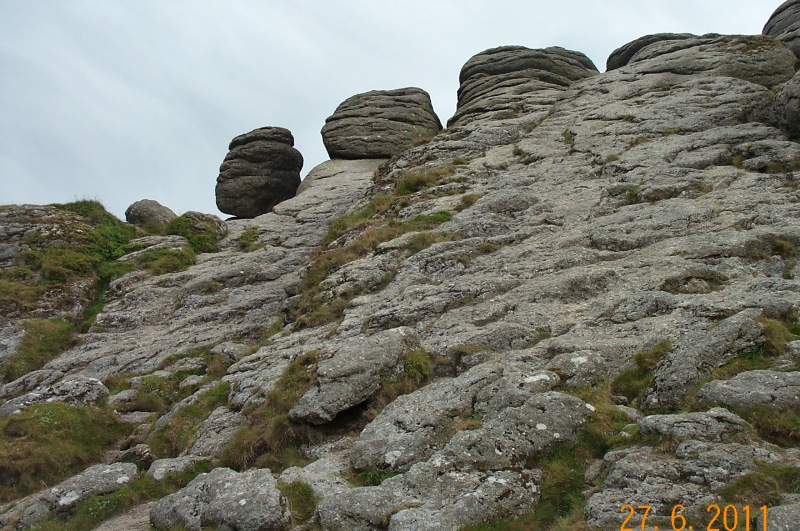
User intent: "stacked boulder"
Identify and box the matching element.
[447,45,599,127]
[321,87,441,159]
[215,127,303,218]
[763,0,800,59]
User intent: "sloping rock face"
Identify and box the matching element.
[215,127,303,218]
[3,14,800,531]
[321,87,442,158]
[764,0,800,58]
[447,45,599,127]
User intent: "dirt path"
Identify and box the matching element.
[92,501,155,531]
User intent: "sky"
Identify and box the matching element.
[0,1,782,220]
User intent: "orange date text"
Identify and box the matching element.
[620,503,768,531]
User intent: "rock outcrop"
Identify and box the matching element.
[321,87,442,159]
[215,127,303,218]
[124,199,177,226]
[764,0,800,58]
[2,5,800,531]
[150,468,290,530]
[447,45,599,127]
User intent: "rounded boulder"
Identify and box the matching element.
[124,199,177,226]
[321,87,442,159]
[215,126,303,218]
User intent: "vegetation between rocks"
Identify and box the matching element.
[0,317,76,383]
[277,480,320,525]
[28,462,210,531]
[147,381,231,458]
[0,403,131,503]
[220,350,320,471]
[464,383,629,530]
[611,340,673,405]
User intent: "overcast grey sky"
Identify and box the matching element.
[0,1,781,219]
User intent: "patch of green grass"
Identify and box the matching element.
[395,164,461,196]
[741,406,800,447]
[611,341,673,404]
[29,462,209,531]
[0,403,131,503]
[720,463,800,508]
[147,381,230,458]
[1,318,76,383]
[628,135,649,147]
[324,195,394,245]
[403,211,453,231]
[346,467,399,487]
[220,350,319,471]
[759,317,799,356]
[360,349,433,423]
[238,227,260,252]
[455,193,480,212]
[134,247,196,275]
[278,480,319,524]
[167,214,222,254]
[662,127,683,135]
[404,232,461,255]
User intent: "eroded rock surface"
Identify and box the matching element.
[321,87,442,159]
[215,127,303,218]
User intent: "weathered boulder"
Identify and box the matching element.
[189,406,245,457]
[638,407,748,442]
[698,370,800,411]
[764,0,800,59]
[147,455,208,481]
[0,463,137,529]
[606,33,694,70]
[771,69,800,139]
[289,327,422,424]
[757,503,800,531]
[447,45,599,127]
[124,199,176,226]
[215,127,302,218]
[149,467,290,530]
[0,375,108,416]
[321,87,442,159]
